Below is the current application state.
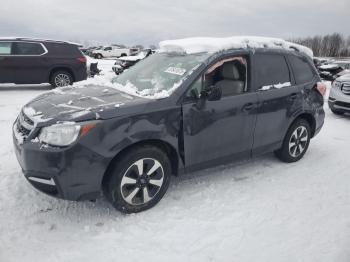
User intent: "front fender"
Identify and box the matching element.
[78,107,183,183]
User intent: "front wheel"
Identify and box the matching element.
[104,145,171,213]
[275,119,311,163]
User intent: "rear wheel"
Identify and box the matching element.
[50,71,73,88]
[104,145,171,213]
[95,53,103,59]
[275,119,311,163]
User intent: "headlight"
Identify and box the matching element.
[38,121,97,147]
[39,123,81,146]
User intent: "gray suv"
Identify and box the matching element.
[13,44,325,213]
[0,37,87,88]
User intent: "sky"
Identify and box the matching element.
[0,0,349,47]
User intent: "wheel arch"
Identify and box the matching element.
[292,112,316,138]
[49,67,75,82]
[101,139,179,190]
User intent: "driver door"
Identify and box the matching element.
[181,55,258,170]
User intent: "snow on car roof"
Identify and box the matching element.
[159,36,313,58]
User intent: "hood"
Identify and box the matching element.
[23,85,150,125]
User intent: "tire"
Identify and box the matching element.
[120,53,127,57]
[331,108,344,115]
[103,145,171,213]
[50,70,73,88]
[275,118,311,163]
[95,54,103,59]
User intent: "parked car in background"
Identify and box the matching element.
[318,63,345,81]
[84,46,103,57]
[92,45,139,59]
[13,36,325,213]
[333,60,350,70]
[313,57,329,68]
[329,73,350,115]
[112,49,154,75]
[0,37,87,88]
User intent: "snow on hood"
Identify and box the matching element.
[159,36,313,58]
[319,64,341,70]
[24,84,149,123]
[118,52,147,62]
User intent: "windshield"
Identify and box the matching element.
[112,52,209,98]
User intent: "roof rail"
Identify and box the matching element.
[0,37,81,46]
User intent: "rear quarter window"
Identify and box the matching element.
[254,54,291,89]
[46,43,82,56]
[13,42,45,55]
[289,55,315,84]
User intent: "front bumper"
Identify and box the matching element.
[13,125,110,201]
[328,83,350,113]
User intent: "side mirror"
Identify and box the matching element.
[201,85,222,101]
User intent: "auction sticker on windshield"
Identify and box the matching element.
[164,67,186,76]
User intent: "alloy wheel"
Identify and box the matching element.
[54,74,71,87]
[120,158,164,205]
[288,126,308,158]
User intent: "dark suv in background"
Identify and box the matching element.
[0,38,87,88]
[13,44,325,213]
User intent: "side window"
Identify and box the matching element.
[104,47,112,51]
[254,54,291,90]
[289,55,315,84]
[13,42,45,55]
[186,77,203,99]
[0,42,12,55]
[204,56,247,97]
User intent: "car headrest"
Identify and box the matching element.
[221,63,240,80]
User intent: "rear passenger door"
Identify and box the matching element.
[252,53,302,155]
[0,42,15,83]
[11,42,47,84]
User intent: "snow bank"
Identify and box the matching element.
[159,36,313,58]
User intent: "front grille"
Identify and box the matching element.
[16,111,35,140]
[335,101,350,109]
[341,82,350,95]
[17,122,31,136]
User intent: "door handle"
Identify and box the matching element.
[242,103,254,112]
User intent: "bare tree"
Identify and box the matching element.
[289,33,350,57]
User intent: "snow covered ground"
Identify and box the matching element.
[1,61,350,262]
